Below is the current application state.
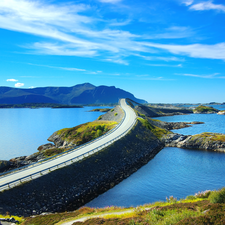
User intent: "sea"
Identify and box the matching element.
[1,105,225,208]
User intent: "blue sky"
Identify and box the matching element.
[1,0,225,103]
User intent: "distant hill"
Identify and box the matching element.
[0,83,147,105]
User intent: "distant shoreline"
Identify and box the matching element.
[0,103,83,109]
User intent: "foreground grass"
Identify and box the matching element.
[20,188,225,225]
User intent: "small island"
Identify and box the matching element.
[193,105,219,114]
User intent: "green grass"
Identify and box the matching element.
[56,121,117,147]
[194,105,218,113]
[209,187,225,203]
[138,118,171,139]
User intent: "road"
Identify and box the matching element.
[0,98,137,191]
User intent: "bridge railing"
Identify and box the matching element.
[0,99,137,192]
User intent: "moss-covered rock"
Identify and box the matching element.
[193,105,219,114]
[48,121,117,148]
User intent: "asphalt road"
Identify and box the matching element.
[0,99,137,190]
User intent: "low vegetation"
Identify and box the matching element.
[193,105,218,113]
[57,121,117,146]
[19,188,225,225]
[138,118,171,139]
[191,132,225,142]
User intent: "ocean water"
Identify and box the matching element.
[86,110,225,208]
[1,106,225,208]
[0,107,108,160]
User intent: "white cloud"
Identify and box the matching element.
[176,73,223,79]
[148,64,183,67]
[0,0,224,65]
[182,0,194,6]
[143,42,225,60]
[6,78,18,82]
[27,63,86,72]
[15,83,24,87]
[190,1,225,12]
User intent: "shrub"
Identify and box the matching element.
[186,195,196,200]
[209,188,225,203]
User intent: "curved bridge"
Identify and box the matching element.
[0,99,137,191]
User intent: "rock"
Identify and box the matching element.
[37,143,55,151]
[25,152,44,161]
[48,132,65,147]
[0,160,13,172]
[218,110,225,115]
[162,132,225,152]
[188,121,204,124]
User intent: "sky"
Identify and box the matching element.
[0,0,225,103]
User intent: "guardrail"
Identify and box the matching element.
[0,99,137,192]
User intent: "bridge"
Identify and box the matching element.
[0,99,137,192]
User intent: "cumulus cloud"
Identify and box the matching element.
[190,1,225,12]
[7,78,18,82]
[15,83,24,87]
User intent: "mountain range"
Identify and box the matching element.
[0,83,147,105]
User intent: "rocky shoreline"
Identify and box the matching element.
[161,133,225,152]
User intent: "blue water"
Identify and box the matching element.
[1,107,225,208]
[0,107,108,160]
[86,111,225,208]
[154,113,225,135]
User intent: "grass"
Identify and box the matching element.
[191,132,225,142]
[20,188,225,225]
[194,105,218,113]
[57,121,117,145]
[42,121,117,157]
[138,118,171,139]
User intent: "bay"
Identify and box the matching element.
[86,112,225,208]
[0,107,108,160]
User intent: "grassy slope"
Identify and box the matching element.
[20,188,225,225]
[43,121,117,157]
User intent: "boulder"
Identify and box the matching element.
[218,110,225,115]
[0,160,13,172]
[37,143,55,151]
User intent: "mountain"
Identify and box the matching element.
[0,83,147,105]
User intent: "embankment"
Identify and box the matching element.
[0,120,164,217]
